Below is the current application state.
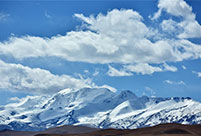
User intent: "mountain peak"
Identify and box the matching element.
[118,90,137,99]
[58,88,73,95]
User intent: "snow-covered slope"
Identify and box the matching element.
[0,88,200,131]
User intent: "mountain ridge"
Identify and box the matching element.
[0,87,200,131]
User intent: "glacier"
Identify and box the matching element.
[0,87,200,131]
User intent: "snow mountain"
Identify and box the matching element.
[0,87,201,131]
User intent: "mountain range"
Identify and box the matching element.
[0,87,201,131]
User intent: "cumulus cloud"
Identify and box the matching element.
[0,60,94,94]
[2,0,201,95]
[0,3,201,78]
[107,65,132,77]
[122,63,177,75]
[153,0,195,20]
[125,63,162,75]
[0,8,201,66]
[178,20,201,38]
[160,19,181,34]
[106,63,178,76]
[152,0,201,38]
[164,80,185,85]
[75,9,148,39]
[163,63,177,72]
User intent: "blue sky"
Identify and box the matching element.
[0,0,201,105]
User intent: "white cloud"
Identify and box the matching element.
[2,1,201,94]
[153,0,201,38]
[153,0,195,20]
[150,8,162,21]
[1,30,200,65]
[107,65,132,77]
[192,71,201,77]
[160,19,180,34]
[182,65,186,70]
[161,19,201,39]
[163,63,177,72]
[178,20,201,38]
[75,9,148,39]
[125,63,162,75]
[0,60,94,94]
[0,8,201,76]
[164,80,185,85]
[119,63,178,75]
[0,9,200,65]
[197,72,201,77]
[0,12,10,21]
[107,63,178,76]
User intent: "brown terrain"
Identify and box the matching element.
[0,123,201,136]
